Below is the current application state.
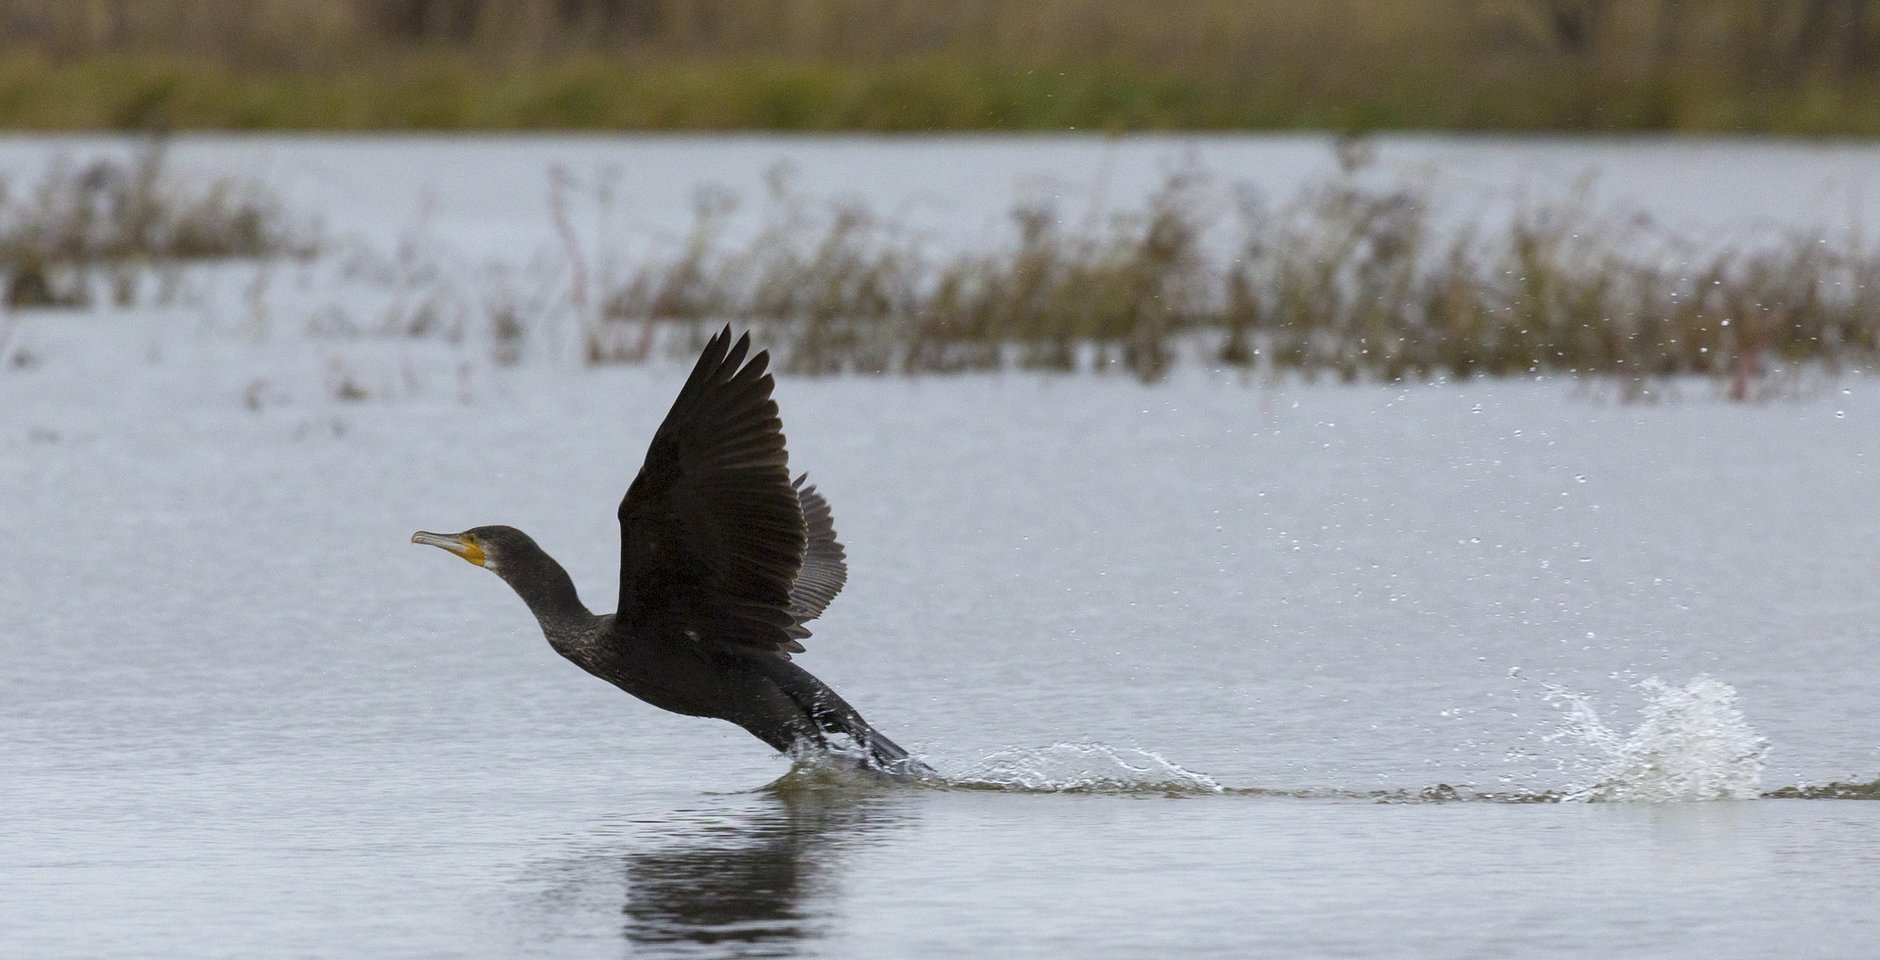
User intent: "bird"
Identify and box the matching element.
[413,326,928,776]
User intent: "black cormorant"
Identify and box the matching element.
[413,326,927,775]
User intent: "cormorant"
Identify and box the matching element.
[413,326,927,775]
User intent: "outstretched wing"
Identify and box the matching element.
[786,474,847,637]
[617,326,808,656]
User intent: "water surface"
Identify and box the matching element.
[3,134,1877,958]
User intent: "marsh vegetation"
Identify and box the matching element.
[5,1,1880,134]
[4,138,1871,401]
[579,156,1878,395]
[0,140,313,308]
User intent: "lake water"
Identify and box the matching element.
[3,135,1878,957]
[6,131,1880,255]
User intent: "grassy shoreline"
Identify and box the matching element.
[6,0,1880,134]
[4,53,1879,135]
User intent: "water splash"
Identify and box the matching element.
[948,741,1225,796]
[760,679,1835,803]
[1544,675,1767,802]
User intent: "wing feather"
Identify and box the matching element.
[787,474,848,634]
[617,326,808,656]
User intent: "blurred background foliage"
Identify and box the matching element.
[1,0,1877,131]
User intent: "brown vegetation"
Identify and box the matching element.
[581,159,1879,393]
[2,1,1879,132]
[0,139,313,308]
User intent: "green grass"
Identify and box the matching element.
[5,51,1880,134]
[7,0,1880,133]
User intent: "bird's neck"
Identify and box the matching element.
[496,550,596,647]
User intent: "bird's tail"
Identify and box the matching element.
[844,720,930,778]
[809,696,934,779]
[769,661,933,778]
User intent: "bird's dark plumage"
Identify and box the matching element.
[414,326,924,776]
[618,330,806,655]
[786,475,847,638]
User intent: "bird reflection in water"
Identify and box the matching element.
[541,775,916,958]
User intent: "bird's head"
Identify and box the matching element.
[411,525,535,575]
[412,525,588,630]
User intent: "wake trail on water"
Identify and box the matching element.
[765,675,1876,801]
[946,742,1226,795]
[766,741,1227,796]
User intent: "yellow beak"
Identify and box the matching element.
[411,530,486,567]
